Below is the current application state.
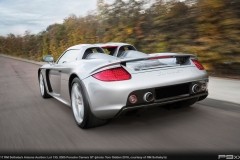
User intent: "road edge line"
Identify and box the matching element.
[0,54,46,66]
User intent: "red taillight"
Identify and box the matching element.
[129,95,137,104]
[192,59,204,70]
[92,67,131,81]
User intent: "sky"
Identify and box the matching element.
[0,0,184,37]
[0,0,112,36]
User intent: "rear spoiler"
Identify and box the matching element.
[90,54,196,74]
[120,54,195,63]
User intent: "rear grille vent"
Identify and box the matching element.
[155,83,190,99]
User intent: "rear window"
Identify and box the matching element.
[86,53,119,60]
[120,45,136,51]
[119,50,148,59]
[103,47,117,55]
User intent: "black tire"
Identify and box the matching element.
[71,77,108,129]
[39,72,52,98]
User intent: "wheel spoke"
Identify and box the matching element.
[79,104,84,118]
[39,74,44,95]
[71,83,84,124]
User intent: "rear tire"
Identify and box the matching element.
[39,72,51,98]
[71,77,108,129]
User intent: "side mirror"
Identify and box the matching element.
[43,55,54,65]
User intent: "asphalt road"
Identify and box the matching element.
[0,56,240,156]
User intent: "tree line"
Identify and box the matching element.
[0,0,239,75]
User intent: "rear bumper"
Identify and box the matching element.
[114,92,208,117]
[82,67,208,119]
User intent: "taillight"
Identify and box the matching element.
[192,59,204,70]
[92,67,131,81]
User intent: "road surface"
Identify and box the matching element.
[0,56,240,156]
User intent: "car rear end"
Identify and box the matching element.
[82,54,208,119]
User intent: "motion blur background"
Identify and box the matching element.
[0,0,239,78]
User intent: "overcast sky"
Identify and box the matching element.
[0,0,184,37]
[0,0,115,36]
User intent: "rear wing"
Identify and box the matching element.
[120,53,195,63]
[90,54,197,74]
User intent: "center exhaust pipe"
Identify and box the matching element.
[192,84,200,93]
[143,92,154,102]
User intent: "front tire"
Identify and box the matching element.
[71,77,108,129]
[39,72,51,98]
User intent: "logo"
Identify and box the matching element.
[218,155,240,159]
[158,69,183,76]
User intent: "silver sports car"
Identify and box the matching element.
[38,43,208,128]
